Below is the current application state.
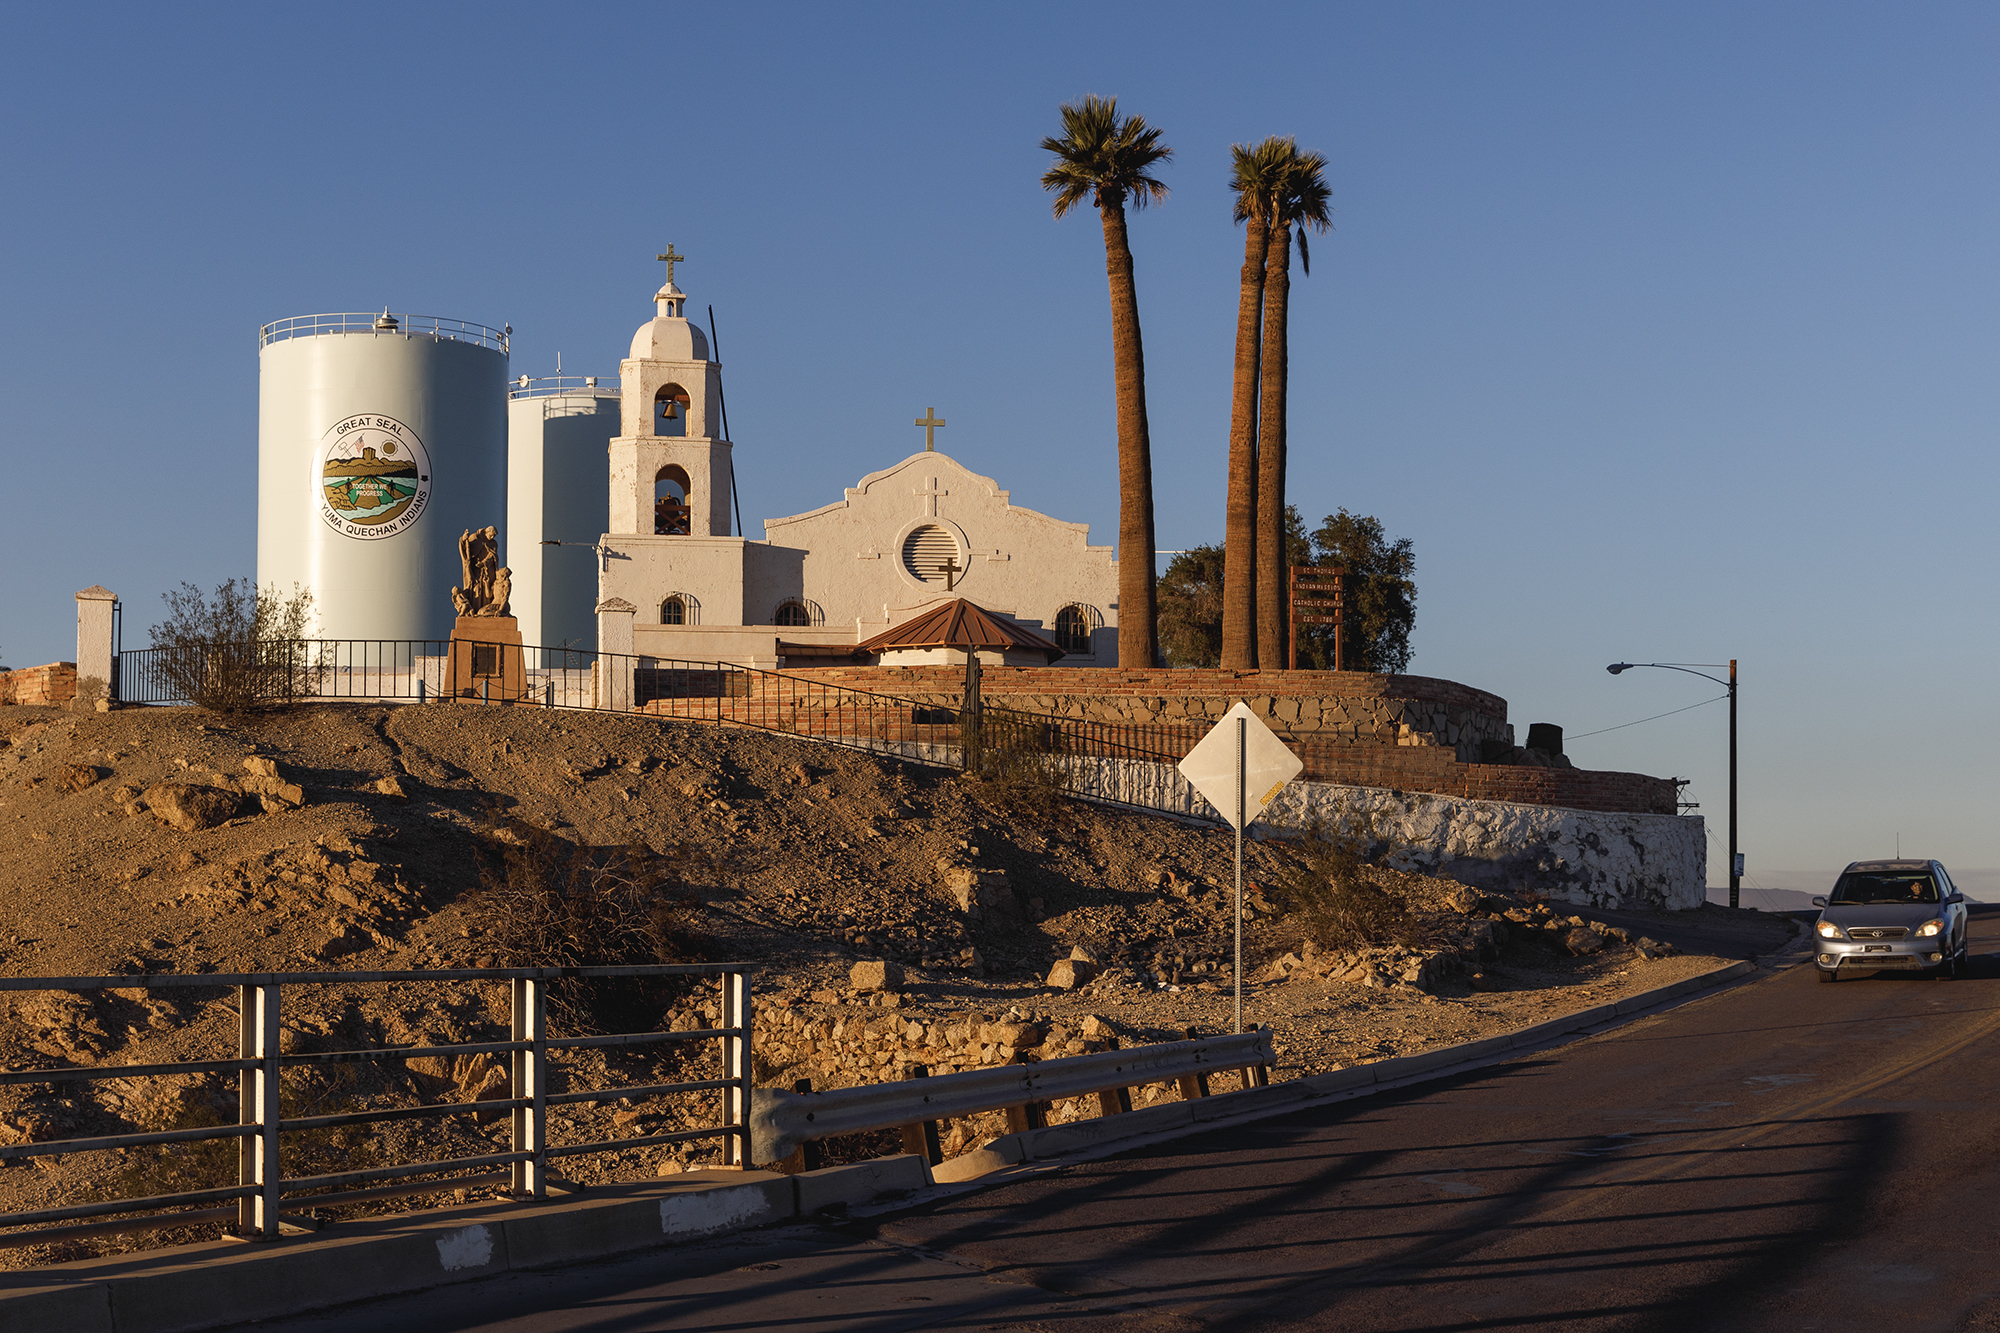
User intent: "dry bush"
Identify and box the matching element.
[70,675,106,714]
[93,1068,380,1252]
[963,709,1072,811]
[146,579,316,711]
[477,817,714,1034]
[1273,818,1421,952]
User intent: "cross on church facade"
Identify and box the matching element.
[914,408,946,451]
[656,245,686,285]
[938,556,967,591]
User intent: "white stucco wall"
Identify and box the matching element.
[1060,757,1705,910]
[763,451,1119,659]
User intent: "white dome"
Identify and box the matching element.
[630,315,709,363]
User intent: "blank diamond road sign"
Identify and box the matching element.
[1177,701,1304,831]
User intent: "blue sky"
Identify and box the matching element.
[2,2,1995,893]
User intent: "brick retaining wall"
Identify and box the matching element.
[780,666,1512,757]
[0,662,75,707]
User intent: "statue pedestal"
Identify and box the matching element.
[448,616,527,702]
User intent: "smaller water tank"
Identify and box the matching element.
[507,375,618,650]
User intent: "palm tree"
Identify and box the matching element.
[1255,145,1333,668]
[1221,137,1292,669]
[1041,96,1172,669]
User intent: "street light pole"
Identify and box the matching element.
[1607,659,1739,908]
[1728,658,1738,910]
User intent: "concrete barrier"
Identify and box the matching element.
[0,1159,929,1333]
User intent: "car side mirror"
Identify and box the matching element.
[1810,895,1828,908]
[1946,893,1965,905]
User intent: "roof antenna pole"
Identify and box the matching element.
[709,304,744,540]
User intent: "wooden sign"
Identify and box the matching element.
[1288,566,1346,671]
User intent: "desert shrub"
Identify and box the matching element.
[147,579,316,711]
[478,817,714,1033]
[963,708,1072,810]
[70,675,107,714]
[95,1069,380,1251]
[1273,818,1420,951]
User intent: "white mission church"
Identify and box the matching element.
[560,269,1123,669]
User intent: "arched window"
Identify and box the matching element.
[774,599,821,627]
[654,383,690,437]
[902,524,962,587]
[654,464,691,535]
[1054,603,1102,655]
[659,591,700,625]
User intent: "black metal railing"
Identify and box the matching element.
[111,639,1211,813]
[0,964,751,1248]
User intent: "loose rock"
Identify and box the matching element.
[145,783,241,833]
[850,959,905,992]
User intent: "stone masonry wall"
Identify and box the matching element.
[0,663,76,707]
[783,666,1514,759]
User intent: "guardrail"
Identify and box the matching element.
[509,374,615,398]
[0,965,750,1248]
[258,313,509,353]
[751,1029,1275,1165]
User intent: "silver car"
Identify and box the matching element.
[1813,859,1970,982]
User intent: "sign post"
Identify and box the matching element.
[1289,566,1347,671]
[1177,703,1304,1032]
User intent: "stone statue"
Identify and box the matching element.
[451,526,510,617]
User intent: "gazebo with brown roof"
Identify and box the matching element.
[856,598,1065,665]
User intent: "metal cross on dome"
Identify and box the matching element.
[914,408,946,451]
[656,245,686,285]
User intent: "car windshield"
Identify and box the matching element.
[1830,872,1938,905]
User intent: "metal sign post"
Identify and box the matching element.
[1235,717,1245,1035]
[1177,703,1304,1033]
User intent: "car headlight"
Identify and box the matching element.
[1915,918,1944,937]
[1816,920,1845,939]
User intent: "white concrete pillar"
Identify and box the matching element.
[595,597,636,712]
[75,586,117,701]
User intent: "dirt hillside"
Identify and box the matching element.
[0,700,1780,1266]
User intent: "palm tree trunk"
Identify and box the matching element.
[1098,199,1159,668]
[1256,223,1292,668]
[1222,215,1268,669]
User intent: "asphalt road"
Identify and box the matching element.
[229,908,2000,1333]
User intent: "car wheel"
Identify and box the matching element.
[1818,967,1838,983]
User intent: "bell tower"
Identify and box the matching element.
[608,250,733,537]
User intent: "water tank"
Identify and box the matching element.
[258,312,509,642]
[506,375,618,650]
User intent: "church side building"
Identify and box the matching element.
[594,276,1121,667]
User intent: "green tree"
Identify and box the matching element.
[1157,544,1227,667]
[1163,506,1414,673]
[1303,510,1416,674]
[1255,145,1333,667]
[1041,96,1172,668]
[1220,137,1292,669]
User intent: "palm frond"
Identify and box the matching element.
[1040,94,1173,217]
[1228,136,1294,226]
[1272,146,1334,274]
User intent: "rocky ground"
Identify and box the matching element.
[0,700,1797,1267]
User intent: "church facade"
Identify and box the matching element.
[593,276,1120,668]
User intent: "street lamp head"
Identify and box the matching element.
[1606,663,1632,675]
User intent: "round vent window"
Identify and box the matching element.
[902,525,960,585]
